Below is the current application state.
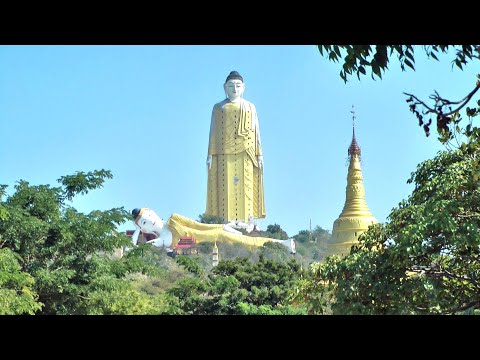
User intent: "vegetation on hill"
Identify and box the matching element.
[3,46,479,314]
[170,254,307,315]
[0,173,323,314]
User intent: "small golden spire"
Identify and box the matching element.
[348,105,361,158]
[351,105,356,130]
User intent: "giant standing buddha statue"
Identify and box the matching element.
[205,71,266,226]
[330,108,378,257]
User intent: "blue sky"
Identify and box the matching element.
[0,45,477,236]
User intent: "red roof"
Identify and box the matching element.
[175,244,194,249]
[178,236,196,245]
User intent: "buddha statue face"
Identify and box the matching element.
[134,208,164,235]
[224,79,244,102]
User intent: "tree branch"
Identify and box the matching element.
[404,92,437,114]
[447,300,480,315]
[404,81,480,118]
[408,265,480,290]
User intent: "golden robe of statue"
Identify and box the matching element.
[168,213,271,247]
[130,208,295,254]
[206,97,266,223]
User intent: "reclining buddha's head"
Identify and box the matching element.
[132,208,164,234]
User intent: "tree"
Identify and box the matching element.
[260,241,291,262]
[294,229,310,244]
[0,185,8,222]
[318,45,479,83]
[299,45,480,314]
[0,248,43,314]
[170,255,307,315]
[198,213,225,224]
[292,226,331,262]
[0,170,133,314]
[77,271,180,315]
[295,144,480,314]
[175,255,205,277]
[77,246,183,314]
[263,223,288,240]
[317,45,480,145]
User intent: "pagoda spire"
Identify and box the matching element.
[212,240,219,267]
[348,105,361,158]
[329,107,378,257]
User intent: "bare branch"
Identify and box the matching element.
[404,92,437,114]
[406,82,480,118]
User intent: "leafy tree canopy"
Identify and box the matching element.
[318,45,480,145]
[297,45,480,315]
[0,248,43,314]
[170,255,306,315]
[318,45,479,82]
[198,213,225,224]
[295,143,480,314]
[0,170,133,314]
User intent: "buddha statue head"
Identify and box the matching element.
[132,208,165,235]
[224,70,245,102]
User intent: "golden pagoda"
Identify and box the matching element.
[329,108,378,257]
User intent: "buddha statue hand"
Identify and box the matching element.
[207,155,212,170]
[257,155,264,169]
[146,237,162,247]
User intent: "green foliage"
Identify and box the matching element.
[198,213,225,224]
[297,144,480,314]
[290,261,334,315]
[405,82,480,144]
[0,171,132,314]
[167,276,210,314]
[0,248,43,314]
[307,45,480,314]
[193,239,306,272]
[127,271,183,295]
[176,255,205,277]
[266,224,282,234]
[221,241,255,260]
[109,245,165,278]
[255,223,288,240]
[88,250,186,314]
[0,169,317,315]
[0,184,7,199]
[318,45,480,147]
[318,45,478,83]
[77,273,181,315]
[0,186,9,222]
[0,206,8,223]
[236,302,306,315]
[197,241,214,254]
[58,169,113,201]
[169,255,306,315]
[260,241,290,262]
[294,230,310,244]
[293,226,331,263]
